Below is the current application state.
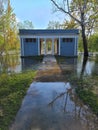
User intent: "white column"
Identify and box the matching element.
[38,38,40,55]
[74,37,77,56]
[59,37,60,55]
[77,36,79,56]
[52,39,54,55]
[21,38,24,56]
[44,39,46,55]
[20,38,22,56]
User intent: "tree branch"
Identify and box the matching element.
[66,0,70,12]
[51,0,81,25]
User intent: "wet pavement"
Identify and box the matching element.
[35,55,65,82]
[10,55,98,130]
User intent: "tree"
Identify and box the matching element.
[88,33,98,52]
[47,17,78,29]
[0,0,19,55]
[17,20,34,29]
[62,17,78,29]
[0,0,8,55]
[51,0,98,56]
[47,21,61,29]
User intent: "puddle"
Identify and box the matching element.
[10,82,98,130]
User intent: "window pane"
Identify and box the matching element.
[25,38,36,43]
[62,38,73,43]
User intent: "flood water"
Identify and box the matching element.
[10,82,98,130]
[5,54,98,130]
[0,54,42,74]
[0,54,98,77]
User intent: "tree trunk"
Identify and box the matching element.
[81,24,89,56]
[80,56,88,76]
[81,11,89,57]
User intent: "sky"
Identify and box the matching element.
[10,0,65,29]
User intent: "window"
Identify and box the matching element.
[33,38,36,43]
[62,38,73,43]
[25,38,36,43]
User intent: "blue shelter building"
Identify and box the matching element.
[19,29,79,57]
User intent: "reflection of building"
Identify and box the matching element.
[58,57,77,76]
[19,29,79,57]
[21,58,40,71]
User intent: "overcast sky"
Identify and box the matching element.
[10,0,65,29]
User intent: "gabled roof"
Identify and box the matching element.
[19,29,79,35]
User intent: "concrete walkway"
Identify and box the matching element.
[10,55,98,130]
[42,55,57,63]
[35,55,66,82]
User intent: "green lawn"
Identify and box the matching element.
[71,75,98,116]
[0,71,36,130]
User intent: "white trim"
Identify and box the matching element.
[20,35,79,39]
[74,37,77,56]
[44,39,46,55]
[21,38,24,56]
[52,39,54,55]
[77,37,79,55]
[59,37,60,55]
[20,38,22,56]
[76,37,77,56]
[38,38,40,55]
[20,36,78,56]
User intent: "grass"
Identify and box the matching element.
[70,75,98,116]
[0,71,36,130]
[76,88,98,115]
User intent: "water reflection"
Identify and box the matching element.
[80,56,88,76]
[48,83,98,130]
[0,54,21,74]
[0,54,98,76]
[77,55,97,76]
[57,58,77,77]
[57,55,98,77]
[21,58,41,71]
[10,82,98,130]
[0,55,42,74]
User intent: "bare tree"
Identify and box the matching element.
[51,0,98,56]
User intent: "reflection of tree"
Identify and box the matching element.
[95,55,98,62]
[48,92,66,107]
[48,85,98,130]
[48,87,72,112]
[0,54,20,73]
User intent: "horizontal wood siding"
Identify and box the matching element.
[24,39,38,56]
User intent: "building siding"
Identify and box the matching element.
[19,29,79,57]
[60,38,75,56]
[20,38,22,56]
[76,37,78,56]
[23,38,38,56]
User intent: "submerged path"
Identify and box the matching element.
[35,55,64,82]
[10,55,98,130]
